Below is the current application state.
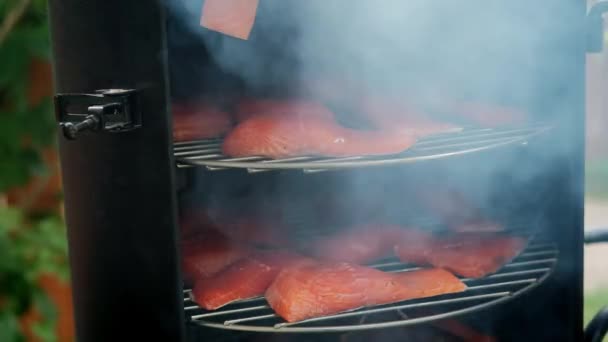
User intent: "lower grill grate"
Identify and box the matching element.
[174,123,552,173]
[183,232,557,333]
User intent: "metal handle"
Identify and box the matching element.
[585,307,608,342]
[54,89,140,140]
[59,102,122,140]
[585,229,608,244]
[61,114,100,140]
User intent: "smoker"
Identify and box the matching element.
[47,0,608,341]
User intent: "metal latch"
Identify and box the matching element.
[54,89,141,140]
[587,1,608,53]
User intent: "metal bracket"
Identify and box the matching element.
[587,1,608,53]
[54,89,141,140]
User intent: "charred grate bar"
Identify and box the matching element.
[173,123,553,173]
[184,233,557,333]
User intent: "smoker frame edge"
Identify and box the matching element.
[47,0,185,341]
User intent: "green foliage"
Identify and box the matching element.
[1,1,69,341]
[0,0,54,192]
[0,207,67,342]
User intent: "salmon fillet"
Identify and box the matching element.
[233,98,268,123]
[200,0,259,40]
[181,230,249,285]
[172,102,233,142]
[222,101,416,158]
[265,262,466,322]
[303,79,462,138]
[308,224,405,264]
[192,251,308,310]
[395,231,527,278]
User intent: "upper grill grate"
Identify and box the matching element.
[174,124,552,173]
[174,123,552,173]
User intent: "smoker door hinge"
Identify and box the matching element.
[587,1,608,53]
[54,89,141,140]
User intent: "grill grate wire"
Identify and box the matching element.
[183,231,557,333]
[174,123,553,173]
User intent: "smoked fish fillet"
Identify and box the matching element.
[222,100,416,158]
[265,262,466,322]
[192,251,308,310]
[395,231,527,278]
[181,230,249,284]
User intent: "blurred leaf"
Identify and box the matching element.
[30,0,48,15]
[0,207,22,234]
[0,146,43,191]
[0,314,25,342]
[25,98,56,147]
[1,1,69,341]
[0,33,30,88]
[0,207,67,340]
[0,269,33,315]
[30,290,58,342]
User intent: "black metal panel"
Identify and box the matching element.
[551,1,587,339]
[47,1,184,341]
